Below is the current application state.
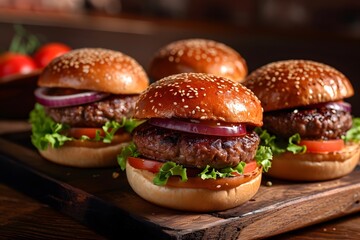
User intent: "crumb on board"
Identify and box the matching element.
[112,172,120,179]
[266,181,273,187]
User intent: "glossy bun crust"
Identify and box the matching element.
[38,48,149,94]
[149,39,248,82]
[134,73,263,126]
[244,60,354,111]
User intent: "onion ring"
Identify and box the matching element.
[148,118,247,136]
[34,87,110,108]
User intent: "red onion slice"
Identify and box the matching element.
[305,101,352,112]
[34,87,110,108]
[148,118,247,137]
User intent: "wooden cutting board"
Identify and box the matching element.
[0,130,360,240]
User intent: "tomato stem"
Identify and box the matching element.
[9,24,40,54]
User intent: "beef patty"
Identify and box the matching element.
[46,95,138,127]
[132,122,260,169]
[264,107,352,140]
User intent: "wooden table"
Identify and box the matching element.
[1,182,360,240]
[1,120,360,239]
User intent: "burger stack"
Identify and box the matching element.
[244,60,360,181]
[29,39,360,213]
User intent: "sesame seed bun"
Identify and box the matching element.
[244,60,354,111]
[134,72,263,126]
[126,161,262,212]
[148,39,248,83]
[38,48,149,94]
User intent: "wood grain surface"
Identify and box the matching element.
[0,130,360,239]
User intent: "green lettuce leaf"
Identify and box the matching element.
[117,142,139,171]
[153,162,187,186]
[255,127,306,155]
[343,117,360,143]
[199,162,246,180]
[29,103,72,150]
[287,133,306,154]
[255,146,273,172]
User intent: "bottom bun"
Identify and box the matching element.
[266,143,360,181]
[40,139,130,168]
[126,161,262,212]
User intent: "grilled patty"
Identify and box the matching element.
[263,107,352,140]
[46,95,138,127]
[132,122,260,169]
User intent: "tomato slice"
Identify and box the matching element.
[243,161,258,174]
[128,157,163,173]
[66,128,105,139]
[66,127,124,139]
[299,139,345,153]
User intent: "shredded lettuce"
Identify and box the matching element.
[255,127,306,155]
[29,103,141,150]
[343,117,360,143]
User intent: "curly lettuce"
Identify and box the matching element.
[255,127,306,155]
[117,142,139,171]
[29,103,72,150]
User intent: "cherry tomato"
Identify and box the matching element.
[0,52,37,78]
[300,139,345,153]
[33,42,71,68]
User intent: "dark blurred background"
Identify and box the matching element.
[0,0,359,115]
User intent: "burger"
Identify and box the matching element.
[118,72,272,212]
[244,59,360,181]
[29,48,149,168]
[148,38,248,83]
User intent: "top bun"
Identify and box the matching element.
[38,48,149,94]
[244,60,354,111]
[134,73,262,126]
[148,39,248,83]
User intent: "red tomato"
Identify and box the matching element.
[128,157,163,173]
[0,52,37,78]
[33,43,71,68]
[300,139,345,153]
[66,128,105,139]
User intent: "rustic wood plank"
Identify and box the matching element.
[0,132,360,239]
[0,184,106,240]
